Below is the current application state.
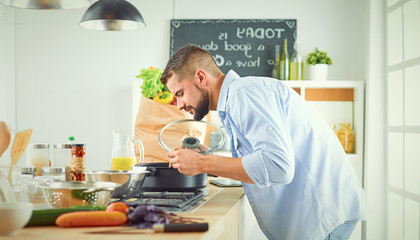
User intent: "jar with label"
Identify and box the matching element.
[52,144,72,167]
[336,123,355,153]
[26,144,50,176]
[70,144,86,181]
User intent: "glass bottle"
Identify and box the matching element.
[279,38,290,80]
[289,40,303,80]
[337,123,355,153]
[271,45,280,79]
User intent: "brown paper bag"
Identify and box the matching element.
[134,96,192,163]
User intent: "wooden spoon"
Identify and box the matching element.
[0,121,11,158]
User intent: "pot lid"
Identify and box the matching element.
[158,119,225,154]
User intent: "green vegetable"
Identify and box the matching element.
[26,205,107,226]
[136,66,169,99]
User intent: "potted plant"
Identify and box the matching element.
[306,48,333,81]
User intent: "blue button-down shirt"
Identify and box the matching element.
[217,70,368,240]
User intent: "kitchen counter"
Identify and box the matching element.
[4,178,245,240]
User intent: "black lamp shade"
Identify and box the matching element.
[1,0,90,9]
[80,0,146,31]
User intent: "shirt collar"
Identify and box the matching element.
[217,70,240,113]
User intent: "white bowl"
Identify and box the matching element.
[0,202,33,235]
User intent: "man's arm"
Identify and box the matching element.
[167,148,254,184]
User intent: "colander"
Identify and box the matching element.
[40,181,120,208]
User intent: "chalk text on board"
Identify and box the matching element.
[224,41,252,58]
[218,32,228,41]
[236,57,260,68]
[236,27,285,39]
[198,41,218,51]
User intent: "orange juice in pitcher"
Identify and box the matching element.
[111,157,136,170]
[111,129,144,170]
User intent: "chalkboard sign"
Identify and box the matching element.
[170,19,297,77]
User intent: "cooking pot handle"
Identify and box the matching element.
[146,167,157,176]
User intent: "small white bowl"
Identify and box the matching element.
[0,202,33,235]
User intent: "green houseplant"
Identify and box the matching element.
[306,48,332,81]
[306,48,333,65]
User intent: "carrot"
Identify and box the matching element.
[55,211,128,227]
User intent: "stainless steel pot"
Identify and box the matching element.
[85,170,149,198]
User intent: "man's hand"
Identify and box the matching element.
[168,147,254,184]
[168,148,205,175]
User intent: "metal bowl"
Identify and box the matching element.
[85,170,149,199]
[40,181,120,208]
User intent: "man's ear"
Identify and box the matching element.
[194,70,207,88]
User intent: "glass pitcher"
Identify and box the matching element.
[0,166,29,203]
[111,129,144,170]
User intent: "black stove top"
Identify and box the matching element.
[112,188,209,212]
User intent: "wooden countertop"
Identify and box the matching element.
[4,179,245,240]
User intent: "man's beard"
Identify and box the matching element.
[192,87,210,121]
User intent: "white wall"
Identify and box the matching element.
[11,1,172,170]
[0,1,394,239]
[0,4,16,165]
[1,0,370,171]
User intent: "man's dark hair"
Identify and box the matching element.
[161,44,222,85]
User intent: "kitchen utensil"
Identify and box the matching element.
[0,202,33,235]
[39,181,120,208]
[210,179,242,187]
[158,119,225,155]
[111,129,144,170]
[0,121,11,158]
[86,223,209,234]
[85,170,149,199]
[10,129,33,166]
[141,119,224,191]
[135,162,207,192]
[9,129,33,180]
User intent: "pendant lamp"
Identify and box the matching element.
[0,0,90,9]
[80,0,146,31]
